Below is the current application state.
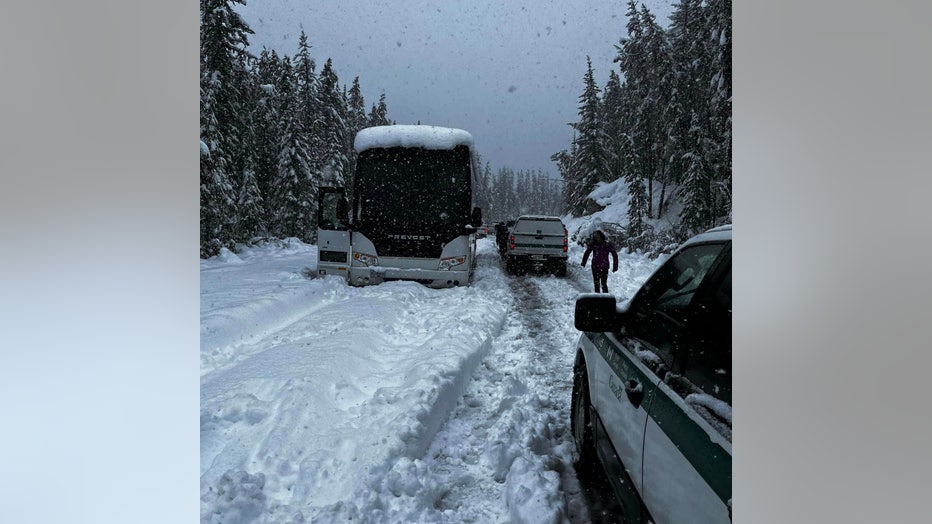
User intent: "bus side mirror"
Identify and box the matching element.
[337,197,349,223]
[471,207,482,226]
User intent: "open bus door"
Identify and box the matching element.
[316,187,352,281]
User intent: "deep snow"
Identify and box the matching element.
[200,235,661,523]
[562,178,684,249]
[354,125,474,152]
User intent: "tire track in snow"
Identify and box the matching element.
[362,251,600,523]
[201,281,345,377]
[502,273,626,524]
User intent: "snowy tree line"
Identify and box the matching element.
[200,0,390,257]
[200,0,566,258]
[554,0,732,248]
[473,163,563,224]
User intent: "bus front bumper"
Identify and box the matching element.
[348,265,471,288]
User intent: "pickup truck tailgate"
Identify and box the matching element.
[512,233,565,254]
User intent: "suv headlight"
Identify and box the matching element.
[438,256,466,270]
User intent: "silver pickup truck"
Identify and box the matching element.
[504,215,568,276]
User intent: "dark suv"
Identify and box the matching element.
[571,225,732,523]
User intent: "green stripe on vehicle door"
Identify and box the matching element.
[588,332,732,505]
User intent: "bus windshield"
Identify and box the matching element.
[354,145,472,232]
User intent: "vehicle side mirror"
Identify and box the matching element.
[336,197,349,224]
[471,207,482,226]
[574,294,623,332]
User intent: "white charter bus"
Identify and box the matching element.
[316,125,482,288]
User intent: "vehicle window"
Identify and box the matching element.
[635,258,732,440]
[626,242,727,374]
[512,219,564,235]
[650,244,725,315]
[681,264,732,403]
[319,191,347,231]
[354,145,472,228]
[665,261,732,442]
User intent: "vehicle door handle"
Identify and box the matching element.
[625,379,644,408]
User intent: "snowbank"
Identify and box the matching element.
[563,178,685,250]
[200,239,321,374]
[201,238,510,522]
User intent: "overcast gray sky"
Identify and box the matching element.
[236,1,674,176]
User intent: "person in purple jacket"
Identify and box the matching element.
[581,230,618,293]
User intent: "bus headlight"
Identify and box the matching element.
[353,251,378,266]
[439,256,466,270]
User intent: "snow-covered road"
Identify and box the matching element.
[200,237,660,523]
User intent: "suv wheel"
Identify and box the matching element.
[571,361,597,470]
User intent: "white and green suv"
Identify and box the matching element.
[572,225,732,523]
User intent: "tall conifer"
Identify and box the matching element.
[270,57,316,240]
[571,57,609,214]
[200,0,254,253]
[317,59,348,187]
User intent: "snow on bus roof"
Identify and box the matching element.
[354,125,474,153]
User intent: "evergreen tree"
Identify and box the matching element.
[570,57,609,215]
[616,1,657,217]
[679,110,713,234]
[235,166,264,240]
[639,4,675,217]
[234,56,265,241]
[293,32,324,190]
[494,167,517,218]
[623,131,649,239]
[252,48,284,226]
[200,0,254,254]
[513,170,526,215]
[549,0,731,244]
[199,12,413,253]
[270,57,317,241]
[484,161,496,219]
[368,93,390,126]
[666,0,707,168]
[471,153,491,220]
[601,70,625,182]
[294,31,318,93]
[345,76,368,197]
[317,58,348,187]
[200,87,235,256]
[552,135,578,215]
[293,31,324,149]
[705,0,732,225]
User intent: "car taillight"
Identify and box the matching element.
[563,235,568,252]
[509,235,515,250]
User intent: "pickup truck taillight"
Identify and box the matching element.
[509,235,515,250]
[563,235,568,252]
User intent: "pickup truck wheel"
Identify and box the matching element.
[554,261,567,277]
[513,258,527,276]
[572,363,597,471]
